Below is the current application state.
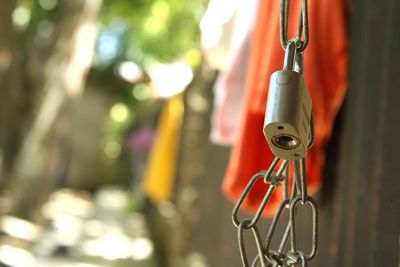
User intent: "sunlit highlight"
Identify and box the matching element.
[143,16,165,35]
[41,190,94,219]
[132,84,150,101]
[76,263,110,267]
[104,141,121,159]
[39,0,57,10]
[131,237,154,260]
[110,103,129,122]
[117,61,143,83]
[82,233,153,261]
[0,245,35,267]
[149,63,193,98]
[52,214,82,246]
[0,216,41,241]
[84,220,106,237]
[12,7,31,28]
[95,187,129,210]
[151,1,170,19]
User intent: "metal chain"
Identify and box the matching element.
[232,157,318,266]
[280,0,309,52]
[232,0,318,266]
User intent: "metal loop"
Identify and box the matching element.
[293,160,307,204]
[293,160,301,198]
[264,157,281,181]
[280,0,309,52]
[282,162,289,201]
[264,160,288,185]
[268,250,286,266]
[264,199,290,260]
[300,253,308,267]
[232,158,281,228]
[294,51,304,74]
[251,255,261,267]
[286,251,308,266]
[238,220,268,267]
[286,251,298,265]
[289,196,318,260]
[238,220,252,267]
[290,164,299,201]
[276,160,289,178]
[307,113,315,148]
[234,1,316,264]
[299,158,308,203]
[283,40,298,71]
[250,255,272,267]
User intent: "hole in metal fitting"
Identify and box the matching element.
[294,153,300,157]
[271,134,300,150]
[277,126,284,130]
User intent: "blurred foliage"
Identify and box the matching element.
[100,0,204,65]
[12,0,205,178]
[91,0,205,165]
[15,0,205,101]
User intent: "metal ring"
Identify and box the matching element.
[232,158,281,228]
[307,112,315,148]
[238,220,252,267]
[300,253,308,267]
[280,0,309,52]
[289,196,318,260]
[264,160,288,185]
[264,199,290,261]
[293,160,307,203]
[238,220,268,267]
[283,40,298,70]
[251,255,260,267]
[286,251,308,266]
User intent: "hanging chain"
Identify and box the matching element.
[232,157,318,266]
[280,0,309,52]
[232,0,318,266]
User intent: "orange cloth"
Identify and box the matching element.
[222,0,349,216]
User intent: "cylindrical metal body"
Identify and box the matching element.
[263,69,312,160]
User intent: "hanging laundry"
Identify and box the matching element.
[200,0,258,70]
[222,0,349,216]
[143,94,184,203]
[210,35,250,145]
[200,0,240,70]
[202,0,258,145]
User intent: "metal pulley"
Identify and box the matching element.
[263,40,312,160]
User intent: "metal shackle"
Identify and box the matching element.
[283,40,298,71]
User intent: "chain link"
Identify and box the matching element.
[232,1,317,264]
[280,0,309,52]
[232,157,318,266]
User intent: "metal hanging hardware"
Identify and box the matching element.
[232,0,318,265]
[263,39,312,160]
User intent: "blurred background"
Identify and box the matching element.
[0,0,399,267]
[0,0,234,266]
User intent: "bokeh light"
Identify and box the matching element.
[12,6,31,28]
[132,84,150,101]
[110,103,129,123]
[39,0,57,11]
[117,61,143,83]
[103,141,122,159]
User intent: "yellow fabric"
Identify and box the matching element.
[143,94,184,202]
